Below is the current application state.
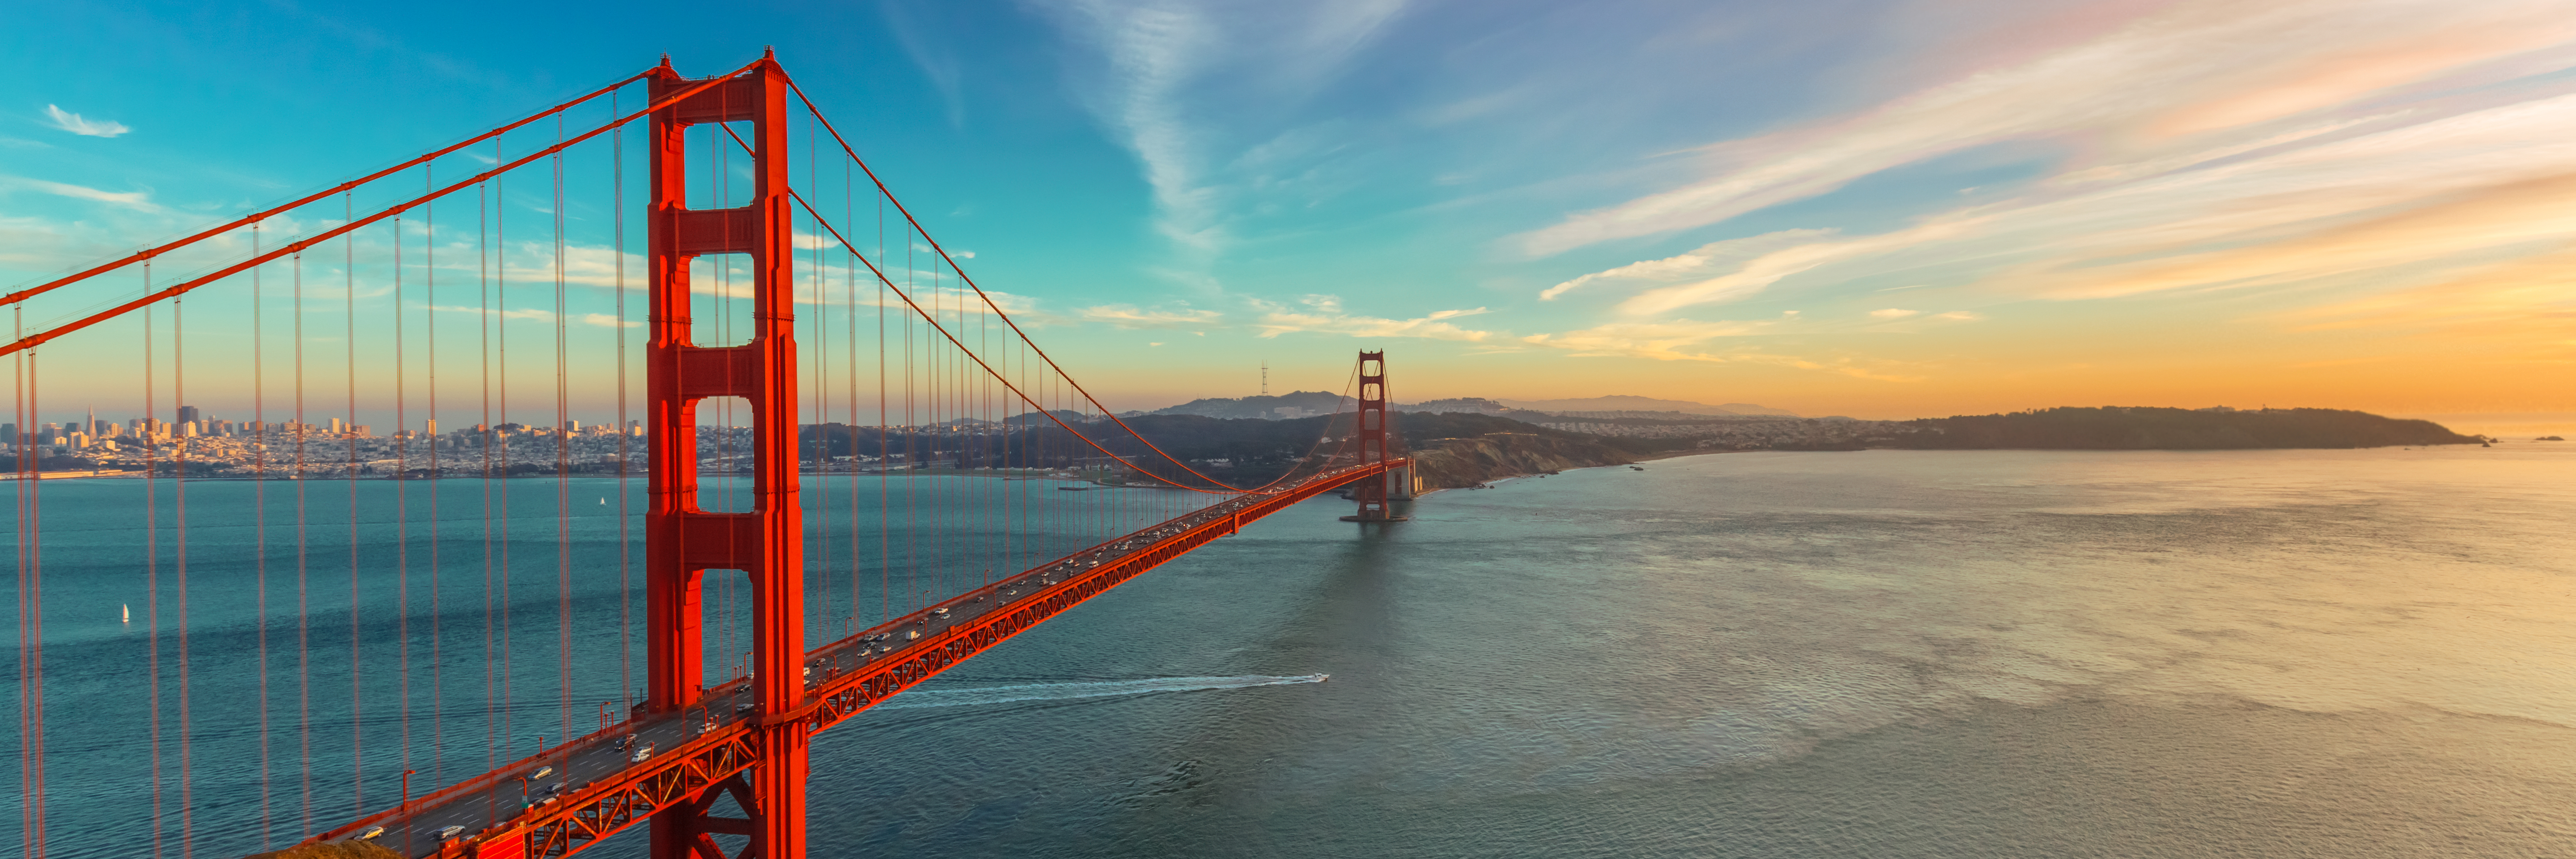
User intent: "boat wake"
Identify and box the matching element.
[881,673,1329,710]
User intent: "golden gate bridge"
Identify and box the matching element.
[6,51,1410,859]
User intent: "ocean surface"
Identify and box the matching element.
[8,442,2576,857]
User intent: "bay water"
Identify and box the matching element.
[9,444,2575,856]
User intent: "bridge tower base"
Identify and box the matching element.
[644,52,808,859]
[1342,350,1409,523]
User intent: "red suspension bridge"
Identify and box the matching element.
[6,52,1412,859]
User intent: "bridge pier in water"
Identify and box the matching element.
[1343,350,1410,523]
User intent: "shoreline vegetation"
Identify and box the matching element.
[1390,406,2489,489]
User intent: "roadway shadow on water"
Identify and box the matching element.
[1049,496,1415,858]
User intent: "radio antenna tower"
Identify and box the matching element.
[1261,361,1268,396]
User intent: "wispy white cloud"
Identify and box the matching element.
[2,175,164,213]
[1532,71,2576,323]
[1080,303,1222,328]
[1540,229,1836,300]
[581,313,640,328]
[41,105,129,138]
[1252,293,1491,341]
[1551,221,1977,316]
[1512,0,2576,257]
[1519,316,1920,380]
[1034,0,1409,266]
[428,303,558,322]
[1869,308,1919,319]
[882,1,970,128]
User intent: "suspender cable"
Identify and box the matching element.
[13,307,24,859]
[614,89,634,715]
[497,164,514,767]
[479,177,498,800]
[877,193,889,626]
[293,251,311,837]
[144,288,161,859]
[174,290,191,859]
[345,192,362,816]
[792,191,1292,495]
[251,225,270,851]
[554,112,573,745]
[425,164,444,788]
[860,150,870,632]
[790,84,1255,495]
[24,340,40,859]
[11,306,22,859]
[394,202,413,820]
[0,72,652,310]
[13,303,42,859]
[0,64,755,362]
[809,111,829,646]
[904,234,915,613]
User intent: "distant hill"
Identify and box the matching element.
[1496,395,1794,417]
[1001,409,1100,428]
[1146,390,1349,420]
[1400,397,1510,415]
[1112,411,1639,489]
[1897,407,2480,450]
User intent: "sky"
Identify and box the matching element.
[3,0,2573,421]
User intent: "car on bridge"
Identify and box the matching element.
[631,742,655,763]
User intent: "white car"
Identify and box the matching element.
[437,825,466,840]
[630,743,655,763]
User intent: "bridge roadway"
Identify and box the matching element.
[314,459,1406,859]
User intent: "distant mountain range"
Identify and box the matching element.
[1142,391,1349,420]
[1495,395,1795,417]
[1139,392,1797,421]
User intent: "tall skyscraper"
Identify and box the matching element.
[177,405,200,425]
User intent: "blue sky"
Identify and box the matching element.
[6,0,2575,420]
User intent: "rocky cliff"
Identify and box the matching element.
[1405,432,1635,489]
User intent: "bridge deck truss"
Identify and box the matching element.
[314,458,1404,858]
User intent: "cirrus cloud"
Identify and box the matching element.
[1510,0,2576,258]
[1080,303,1223,328]
[41,105,129,138]
[1252,293,1492,341]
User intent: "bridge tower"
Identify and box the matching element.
[1343,350,1409,522]
[644,53,807,859]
